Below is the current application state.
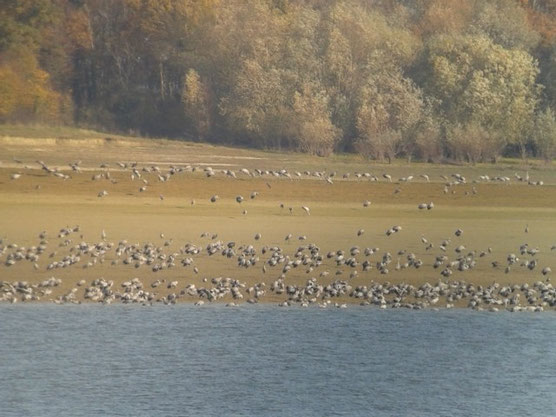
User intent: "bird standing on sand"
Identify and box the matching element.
[302,206,310,215]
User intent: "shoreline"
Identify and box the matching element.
[1,276,552,312]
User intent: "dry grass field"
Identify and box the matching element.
[0,126,555,307]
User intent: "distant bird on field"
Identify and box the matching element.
[302,206,310,215]
[98,190,108,197]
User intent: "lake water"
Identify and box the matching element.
[1,304,555,417]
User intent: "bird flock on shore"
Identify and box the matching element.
[2,158,554,310]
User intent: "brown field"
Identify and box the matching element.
[0,127,555,307]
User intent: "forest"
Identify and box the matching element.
[1,0,555,162]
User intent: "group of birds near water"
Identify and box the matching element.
[0,222,553,310]
[2,158,554,311]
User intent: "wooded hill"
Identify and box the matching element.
[1,0,555,162]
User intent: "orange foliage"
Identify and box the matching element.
[522,1,556,44]
[0,49,65,122]
[65,8,94,50]
[418,0,475,37]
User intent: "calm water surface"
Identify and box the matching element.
[1,305,554,417]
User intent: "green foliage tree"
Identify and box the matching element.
[422,34,540,159]
[532,108,556,161]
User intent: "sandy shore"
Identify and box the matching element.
[0,136,554,310]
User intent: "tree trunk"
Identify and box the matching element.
[519,142,527,160]
[159,62,165,100]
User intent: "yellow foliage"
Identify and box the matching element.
[0,49,64,122]
[0,66,22,118]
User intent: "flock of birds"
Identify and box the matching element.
[8,158,546,206]
[2,158,554,310]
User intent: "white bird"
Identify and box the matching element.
[98,190,108,197]
[302,206,310,215]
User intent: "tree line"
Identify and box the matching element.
[1,0,555,162]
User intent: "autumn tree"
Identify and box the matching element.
[0,0,554,161]
[291,87,340,156]
[355,70,424,162]
[421,34,540,160]
[471,0,540,51]
[181,69,211,139]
